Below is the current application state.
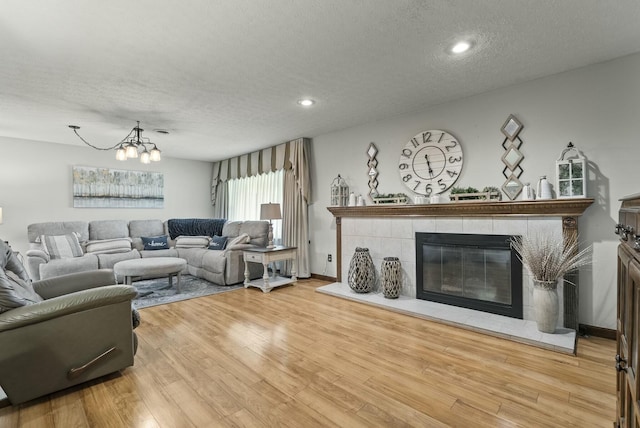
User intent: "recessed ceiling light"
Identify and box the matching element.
[298,99,315,107]
[451,41,472,54]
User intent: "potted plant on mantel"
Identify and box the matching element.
[511,229,591,333]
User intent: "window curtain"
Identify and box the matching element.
[211,161,227,218]
[227,170,284,243]
[211,138,311,278]
[282,138,310,278]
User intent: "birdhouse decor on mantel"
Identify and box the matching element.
[330,174,349,206]
[556,142,587,198]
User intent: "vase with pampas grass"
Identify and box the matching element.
[511,229,591,333]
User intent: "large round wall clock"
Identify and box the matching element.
[398,130,464,196]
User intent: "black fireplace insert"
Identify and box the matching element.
[415,232,523,319]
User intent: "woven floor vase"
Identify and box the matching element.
[348,247,375,293]
[532,279,559,333]
[381,257,401,299]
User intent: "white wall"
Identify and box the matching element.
[309,52,640,330]
[0,137,214,256]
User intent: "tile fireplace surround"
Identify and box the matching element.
[325,199,593,354]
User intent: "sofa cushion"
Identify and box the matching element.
[227,233,250,247]
[222,221,269,247]
[39,254,99,280]
[41,233,83,259]
[201,250,226,275]
[129,219,165,238]
[27,221,89,244]
[221,221,241,238]
[140,248,179,258]
[176,248,208,269]
[167,218,226,239]
[141,236,169,250]
[175,236,211,248]
[85,238,133,255]
[238,221,269,247]
[96,249,141,270]
[89,220,129,241]
[0,271,42,314]
[208,235,228,250]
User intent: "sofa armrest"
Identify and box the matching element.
[33,269,117,299]
[224,243,257,253]
[25,249,50,262]
[25,250,50,281]
[0,284,136,332]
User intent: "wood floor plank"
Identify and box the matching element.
[128,369,195,428]
[162,379,225,427]
[1,279,617,427]
[49,388,90,428]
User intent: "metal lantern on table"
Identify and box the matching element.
[330,174,349,206]
[556,142,587,198]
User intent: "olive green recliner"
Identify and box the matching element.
[0,241,138,405]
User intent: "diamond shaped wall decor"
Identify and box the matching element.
[500,115,525,200]
[367,142,379,198]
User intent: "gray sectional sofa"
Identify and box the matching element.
[25,219,269,285]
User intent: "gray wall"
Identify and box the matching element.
[309,52,640,330]
[0,137,214,255]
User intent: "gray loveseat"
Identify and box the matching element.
[25,219,269,285]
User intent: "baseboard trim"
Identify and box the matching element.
[310,273,336,282]
[579,323,616,340]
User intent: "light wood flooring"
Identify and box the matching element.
[0,279,616,427]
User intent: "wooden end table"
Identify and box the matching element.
[243,246,297,293]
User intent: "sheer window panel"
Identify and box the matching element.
[227,169,284,244]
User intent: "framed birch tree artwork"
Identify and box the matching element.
[72,166,164,208]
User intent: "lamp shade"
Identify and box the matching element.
[260,203,282,221]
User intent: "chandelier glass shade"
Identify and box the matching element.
[69,121,162,164]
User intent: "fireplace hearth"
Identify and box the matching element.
[416,232,523,319]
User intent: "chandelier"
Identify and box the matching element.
[68,121,162,164]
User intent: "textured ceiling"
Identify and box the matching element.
[1,0,639,161]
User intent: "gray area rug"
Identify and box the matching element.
[132,274,243,309]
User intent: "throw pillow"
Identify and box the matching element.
[227,233,250,247]
[41,233,83,259]
[175,235,211,248]
[85,237,132,255]
[141,235,169,250]
[208,235,228,250]
[0,271,42,314]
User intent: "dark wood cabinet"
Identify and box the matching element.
[616,194,640,427]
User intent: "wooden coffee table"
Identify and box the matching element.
[113,257,187,293]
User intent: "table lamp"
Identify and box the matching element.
[260,203,281,249]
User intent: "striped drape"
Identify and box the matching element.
[211,138,311,277]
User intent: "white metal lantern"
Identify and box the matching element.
[330,174,349,206]
[556,142,587,198]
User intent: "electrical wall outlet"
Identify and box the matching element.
[327,254,332,262]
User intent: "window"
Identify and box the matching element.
[227,170,283,243]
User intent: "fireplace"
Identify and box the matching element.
[416,232,523,319]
